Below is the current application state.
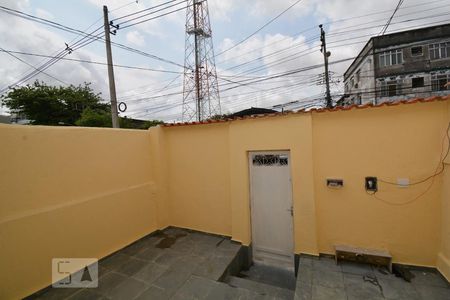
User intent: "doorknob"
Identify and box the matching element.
[287,206,294,216]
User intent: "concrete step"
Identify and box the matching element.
[226,276,294,299]
[240,262,296,291]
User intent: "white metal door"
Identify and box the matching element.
[249,151,294,269]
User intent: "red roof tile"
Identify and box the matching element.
[162,95,450,127]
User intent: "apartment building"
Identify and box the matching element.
[343,23,450,105]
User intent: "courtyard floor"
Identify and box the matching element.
[29,228,450,300]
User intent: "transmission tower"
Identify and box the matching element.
[182,0,221,122]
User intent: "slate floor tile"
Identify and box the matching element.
[193,256,229,281]
[297,265,313,285]
[378,275,421,300]
[93,272,128,297]
[312,269,344,289]
[312,257,341,272]
[204,282,241,300]
[295,282,312,300]
[299,255,316,267]
[133,262,168,284]
[175,254,207,273]
[170,238,195,253]
[171,275,218,300]
[134,247,165,262]
[99,253,130,271]
[135,285,169,300]
[32,287,82,300]
[107,276,148,300]
[416,285,450,300]
[152,267,192,297]
[411,269,449,288]
[311,284,346,300]
[343,273,384,300]
[236,288,273,300]
[67,289,108,300]
[340,261,374,276]
[154,249,186,267]
[115,257,149,276]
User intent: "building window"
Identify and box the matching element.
[350,76,354,88]
[412,77,424,88]
[380,80,399,97]
[431,73,449,91]
[379,49,403,67]
[429,43,449,60]
[411,46,423,56]
[356,70,361,83]
[356,93,362,105]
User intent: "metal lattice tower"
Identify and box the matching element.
[182,0,221,122]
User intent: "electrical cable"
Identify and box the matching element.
[378,123,450,186]
[115,0,187,26]
[0,49,184,74]
[0,47,68,86]
[111,0,182,21]
[118,5,188,30]
[368,122,450,206]
[379,0,405,35]
[215,0,304,57]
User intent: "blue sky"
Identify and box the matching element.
[1,0,449,121]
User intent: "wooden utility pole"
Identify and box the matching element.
[319,24,332,108]
[103,5,120,128]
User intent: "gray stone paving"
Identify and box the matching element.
[294,255,450,300]
[29,228,292,300]
[27,230,450,300]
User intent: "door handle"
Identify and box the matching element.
[287,206,294,216]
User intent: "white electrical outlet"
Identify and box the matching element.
[397,178,409,187]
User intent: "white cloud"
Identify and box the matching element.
[126,30,145,46]
[35,8,54,20]
[2,0,449,119]
[208,0,237,22]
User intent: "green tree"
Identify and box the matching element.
[1,81,108,126]
[1,81,165,129]
[119,117,164,130]
[75,108,112,128]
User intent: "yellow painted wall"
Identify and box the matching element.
[0,125,158,299]
[164,124,232,236]
[438,100,450,281]
[312,102,446,266]
[149,126,170,229]
[2,99,449,298]
[163,100,448,267]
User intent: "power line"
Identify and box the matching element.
[110,0,140,13]
[0,47,68,86]
[380,0,405,35]
[119,5,188,30]
[220,17,450,79]
[0,5,185,69]
[215,0,448,66]
[114,0,187,26]
[220,11,450,76]
[215,0,304,57]
[0,50,184,74]
[0,29,104,94]
[112,0,182,21]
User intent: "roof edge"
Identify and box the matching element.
[162,95,450,128]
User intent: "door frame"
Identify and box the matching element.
[247,150,295,267]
